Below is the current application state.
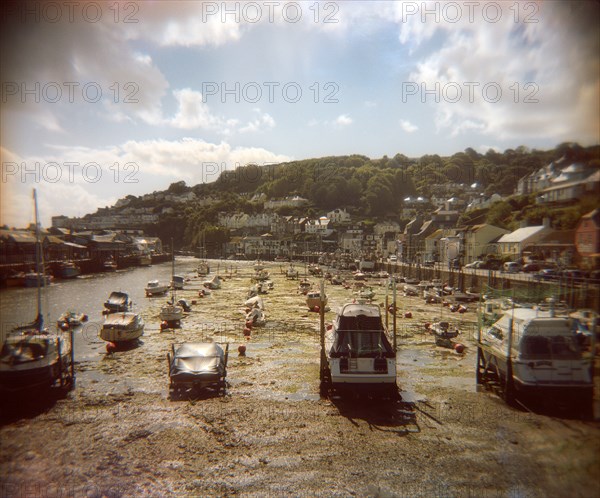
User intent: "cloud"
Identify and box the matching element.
[239,110,276,133]
[399,119,418,133]
[335,114,353,126]
[0,140,290,228]
[396,2,600,143]
[169,89,221,130]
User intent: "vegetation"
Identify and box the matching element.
[108,143,600,249]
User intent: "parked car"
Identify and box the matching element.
[479,260,503,270]
[388,255,397,263]
[502,262,522,273]
[534,268,558,281]
[464,261,483,269]
[522,263,542,273]
[423,260,436,268]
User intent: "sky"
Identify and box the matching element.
[1,0,599,227]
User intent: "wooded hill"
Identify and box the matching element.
[123,142,599,249]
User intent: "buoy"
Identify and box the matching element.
[198,290,205,297]
[238,344,247,356]
[454,343,465,353]
[191,300,197,305]
[404,311,412,319]
[245,320,253,329]
[326,324,333,331]
[458,305,467,314]
[424,322,431,330]
[160,320,169,330]
[243,327,252,337]
[388,305,396,314]
[59,322,70,331]
[106,342,117,353]
[81,314,88,322]
[313,305,320,313]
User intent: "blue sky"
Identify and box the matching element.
[1,0,599,227]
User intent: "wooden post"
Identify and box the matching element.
[385,278,389,331]
[319,280,327,381]
[392,279,397,353]
[592,317,599,421]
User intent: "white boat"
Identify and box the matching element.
[104,291,132,313]
[0,189,74,393]
[325,302,397,393]
[161,247,184,325]
[251,269,270,282]
[253,260,265,271]
[286,265,299,280]
[298,279,311,294]
[306,291,327,310]
[23,272,53,287]
[100,312,144,343]
[245,296,266,327]
[203,275,222,290]
[145,280,169,297]
[356,287,375,301]
[476,308,592,403]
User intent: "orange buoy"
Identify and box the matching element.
[245,320,253,329]
[424,322,431,330]
[106,342,117,353]
[59,322,70,331]
[404,311,412,319]
[191,300,197,305]
[454,343,465,353]
[313,305,320,313]
[243,327,252,336]
[160,320,169,330]
[81,314,88,322]
[238,344,247,356]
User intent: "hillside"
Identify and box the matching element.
[67,143,600,249]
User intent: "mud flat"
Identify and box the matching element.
[1,262,599,497]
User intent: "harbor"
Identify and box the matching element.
[1,258,598,497]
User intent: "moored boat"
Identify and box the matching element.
[145,279,169,297]
[104,291,132,313]
[56,261,81,279]
[100,312,144,343]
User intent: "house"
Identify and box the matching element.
[327,208,351,224]
[497,222,551,261]
[305,217,333,237]
[575,208,600,269]
[537,169,599,204]
[533,230,576,266]
[459,224,510,263]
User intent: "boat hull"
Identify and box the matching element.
[99,325,144,343]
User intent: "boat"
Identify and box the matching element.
[197,260,210,277]
[23,272,53,287]
[251,269,270,282]
[203,274,222,290]
[167,342,228,394]
[138,253,152,267]
[306,291,327,311]
[103,291,132,313]
[171,275,185,290]
[57,311,88,329]
[0,189,74,393]
[253,260,265,272]
[353,272,366,281]
[161,246,184,326]
[429,321,460,348]
[308,264,322,276]
[286,265,299,280]
[56,261,80,279]
[4,270,26,287]
[100,312,144,343]
[331,274,343,285]
[102,256,118,271]
[145,280,169,297]
[356,287,375,301]
[324,302,397,394]
[245,296,266,327]
[403,284,419,296]
[298,279,311,294]
[476,308,593,404]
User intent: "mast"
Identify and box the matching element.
[33,189,44,332]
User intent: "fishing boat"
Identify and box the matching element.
[103,291,132,313]
[145,280,169,297]
[286,265,299,280]
[0,189,74,393]
[56,260,80,279]
[298,279,311,294]
[324,302,397,394]
[100,312,144,343]
[197,260,210,277]
[429,321,460,348]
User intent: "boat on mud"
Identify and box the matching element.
[476,308,593,404]
[306,290,327,311]
[103,291,132,313]
[145,280,169,297]
[0,189,74,393]
[167,342,229,394]
[324,302,397,395]
[203,274,222,290]
[100,312,144,343]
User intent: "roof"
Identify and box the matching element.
[497,226,546,243]
[338,303,381,318]
[0,231,37,243]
